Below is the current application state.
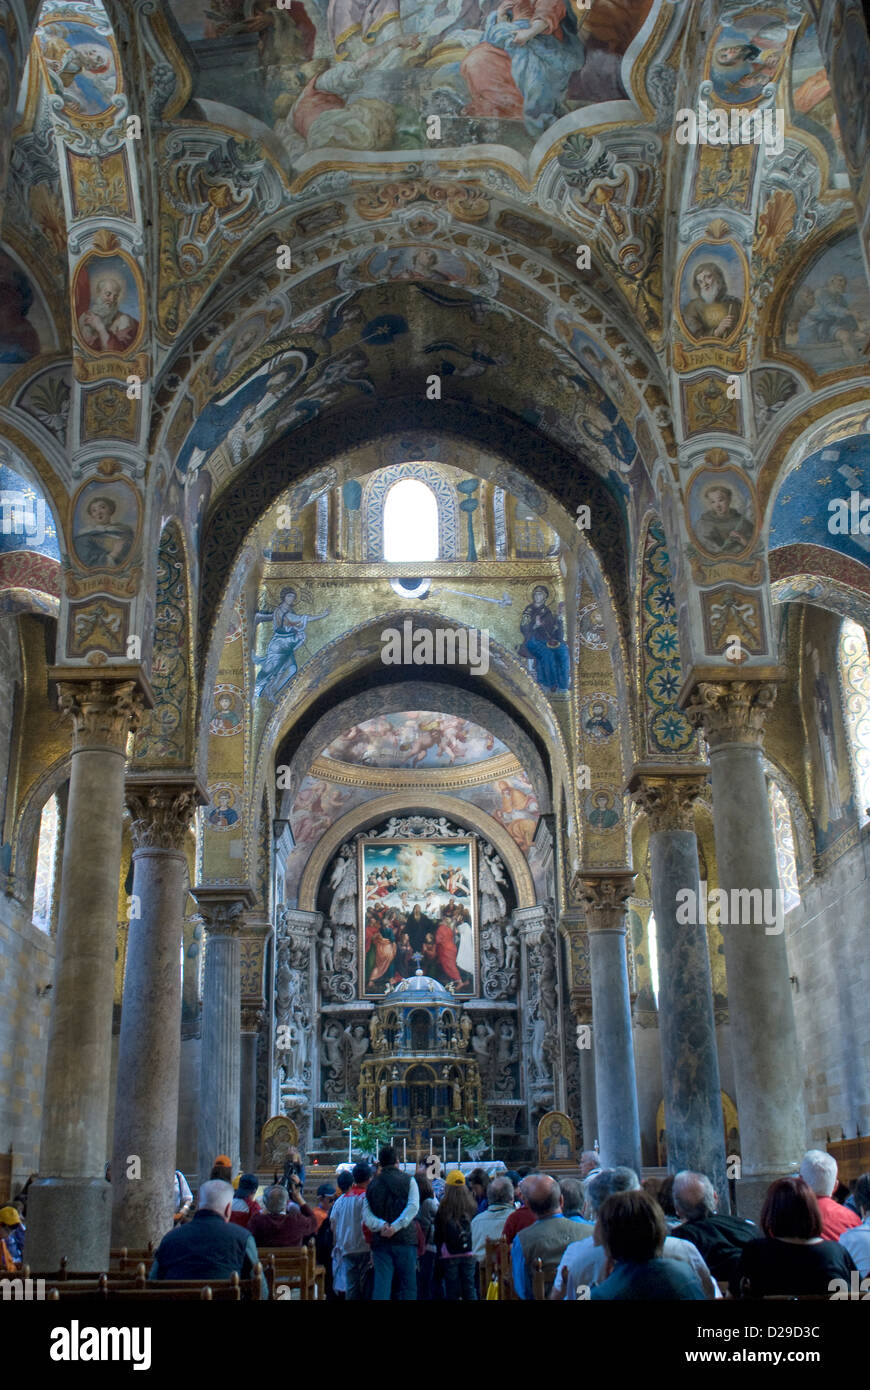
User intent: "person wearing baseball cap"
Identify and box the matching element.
[435,1171,478,1299]
[0,1205,22,1271]
[230,1173,262,1228]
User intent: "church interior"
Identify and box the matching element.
[1,0,870,1320]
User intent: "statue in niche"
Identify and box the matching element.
[329,844,357,925]
[321,1021,345,1099]
[479,849,507,924]
[504,922,519,974]
[318,924,335,976]
[495,1018,517,1093]
[344,1022,370,1087]
[471,1020,495,1092]
[458,1015,472,1051]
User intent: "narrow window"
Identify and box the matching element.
[383,479,439,562]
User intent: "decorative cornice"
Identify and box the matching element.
[51,670,152,755]
[126,776,206,854]
[571,870,636,932]
[683,681,780,752]
[626,765,709,834]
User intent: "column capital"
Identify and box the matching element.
[240,1003,265,1034]
[511,902,554,943]
[626,764,710,833]
[680,673,785,752]
[50,667,153,755]
[125,774,207,854]
[571,870,636,932]
[191,885,256,935]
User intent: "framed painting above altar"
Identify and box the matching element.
[359,837,478,998]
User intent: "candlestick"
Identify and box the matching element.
[442,1135,446,1163]
[457,1139,461,1167]
[403,1138,407,1166]
[490,1124,494,1156]
[347,1125,353,1164]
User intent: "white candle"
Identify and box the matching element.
[457,1139,461,1166]
[442,1135,446,1163]
[347,1125,352,1164]
[403,1138,407,1165]
[490,1124,494,1155]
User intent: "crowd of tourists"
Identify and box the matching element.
[4,1145,867,1300]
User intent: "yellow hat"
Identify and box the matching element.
[0,1205,21,1226]
[232,1172,241,1190]
[445,1170,466,1186]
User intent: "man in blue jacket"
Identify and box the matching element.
[150,1179,268,1298]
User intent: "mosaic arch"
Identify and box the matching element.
[195,406,631,677]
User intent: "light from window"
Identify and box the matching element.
[768,779,800,913]
[647,912,659,1007]
[839,618,870,825]
[383,479,438,562]
[32,794,59,932]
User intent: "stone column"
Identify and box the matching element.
[26,673,148,1271]
[240,1006,264,1172]
[559,911,596,1150]
[572,870,642,1175]
[192,888,255,1182]
[628,767,728,1205]
[239,912,271,1171]
[110,776,204,1249]
[685,681,805,1207]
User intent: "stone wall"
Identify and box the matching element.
[0,893,54,1191]
[786,830,870,1145]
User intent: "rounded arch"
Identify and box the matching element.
[363,462,458,561]
[196,402,631,678]
[297,791,536,912]
[251,611,572,838]
[278,680,552,816]
[8,753,70,905]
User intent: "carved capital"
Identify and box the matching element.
[191,886,255,936]
[56,678,146,754]
[628,771,708,834]
[571,870,636,932]
[127,783,202,853]
[241,1002,265,1033]
[569,991,593,1024]
[685,681,778,752]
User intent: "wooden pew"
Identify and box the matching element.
[110,1245,154,1271]
[47,1284,217,1301]
[259,1243,322,1300]
[531,1257,562,1301]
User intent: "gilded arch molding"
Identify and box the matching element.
[297,790,536,913]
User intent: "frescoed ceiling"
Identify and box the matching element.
[169,0,655,163]
[320,710,509,768]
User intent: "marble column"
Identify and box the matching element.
[239,913,271,1170]
[628,767,728,1206]
[192,888,255,1182]
[240,1006,264,1172]
[26,673,148,1272]
[110,776,204,1249]
[572,871,642,1175]
[686,681,805,1206]
[559,911,596,1150]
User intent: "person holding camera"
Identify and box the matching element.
[249,1177,318,1248]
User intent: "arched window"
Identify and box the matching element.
[32,794,59,932]
[647,912,659,1007]
[767,779,800,914]
[383,479,439,562]
[838,618,870,824]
